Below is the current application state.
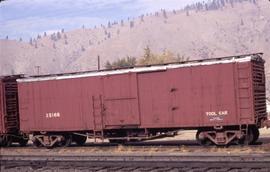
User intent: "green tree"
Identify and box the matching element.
[139,46,189,65]
[176,53,190,62]
[130,21,134,28]
[162,10,167,19]
[105,47,190,70]
[57,32,61,39]
[139,46,155,65]
[241,18,244,25]
[29,38,33,45]
[105,61,113,69]
[81,45,85,51]
[105,56,137,69]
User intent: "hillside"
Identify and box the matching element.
[0,0,269,77]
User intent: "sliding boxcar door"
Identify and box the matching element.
[103,73,140,127]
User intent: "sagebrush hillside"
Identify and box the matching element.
[0,0,269,77]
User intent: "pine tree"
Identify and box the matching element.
[105,56,136,69]
[29,38,33,45]
[163,10,167,19]
[205,4,209,11]
[139,46,153,65]
[57,32,61,40]
[130,21,134,28]
[220,0,225,6]
[140,15,144,22]
[105,61,113,69]
[241,18,244,25]
[230,0,234,8]
[51,33,56,41]
[186,10,190,16]
[81,45,85,51]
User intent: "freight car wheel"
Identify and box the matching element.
[73,135,87,146]
[238,127,255,145]
[2,136,12,147]
[19,139,28,146]
[0,136,3,146]
[59,135,72,147]
[250,126,259,144]
[196,130,212,146]
[1,138,7,147]
[33,139,42,147]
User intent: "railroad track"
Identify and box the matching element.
[1,153,270,172]
[4,138,268,148]
[2,142,266,154]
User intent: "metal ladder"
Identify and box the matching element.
[92,95,104,142]
[4,81,19,133]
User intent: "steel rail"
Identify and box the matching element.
[1,153,270,169]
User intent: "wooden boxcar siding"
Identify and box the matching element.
[19,77,103,131]
[138,62,254,128]
[18,60,257,132]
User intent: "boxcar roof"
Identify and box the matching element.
[17,53,263,83]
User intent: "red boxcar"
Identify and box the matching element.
[18,53,267,147]
[0,75,28,146]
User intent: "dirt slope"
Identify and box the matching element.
[0,0,269,76]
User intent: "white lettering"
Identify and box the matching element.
[206,110,228,121]
[206,110,228,116]
[45,112,61,118]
